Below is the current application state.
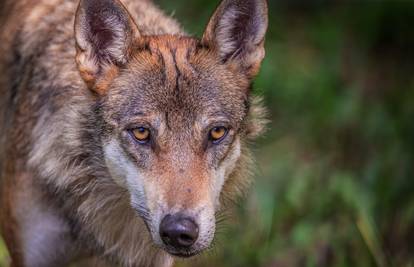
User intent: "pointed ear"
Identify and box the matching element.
[74,0,140,94]
[202,0,268,77]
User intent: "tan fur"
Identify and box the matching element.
[0,0,268,266]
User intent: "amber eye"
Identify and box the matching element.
[131,127,150,143]
[209,126,228,143]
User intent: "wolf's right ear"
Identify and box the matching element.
[74,0,140,94]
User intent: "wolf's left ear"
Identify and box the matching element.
[74,0,140,94]
[202,0,268,77]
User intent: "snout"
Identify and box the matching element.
[159,214,199,251]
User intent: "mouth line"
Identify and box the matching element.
[168,250,200,258]
[162,244,202,258]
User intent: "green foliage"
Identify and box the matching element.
[0,238,9,266]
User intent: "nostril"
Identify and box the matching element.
[159,214,199,249]
[178,233,195,246]
[180,233,192,241]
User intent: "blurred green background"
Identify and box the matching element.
[1,0,414,266]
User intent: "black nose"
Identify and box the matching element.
[159,214,199,249]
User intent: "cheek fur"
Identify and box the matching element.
[103,139,147,209]
[210,137,241,207]
[207,131,237,165]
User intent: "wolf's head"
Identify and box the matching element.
[74,0,267,257]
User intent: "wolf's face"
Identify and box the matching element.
[101,37,248,256]
[74,0,267,257]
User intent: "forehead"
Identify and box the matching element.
[106,36,249,125]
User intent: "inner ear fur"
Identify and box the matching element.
[74,0,140,95]
[202,0,268,77]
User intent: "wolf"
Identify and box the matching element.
[0,0,268,266]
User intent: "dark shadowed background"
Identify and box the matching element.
[1,0,413,266]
